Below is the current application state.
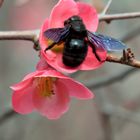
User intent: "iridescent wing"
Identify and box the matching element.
[44,26,70,51]
[87,31,126,51]
[44,26,70,43]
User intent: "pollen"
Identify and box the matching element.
[36,77,56,97]
[45,38,64,53]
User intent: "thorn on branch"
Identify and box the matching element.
[33,40,40,51]
[121,48,135,63]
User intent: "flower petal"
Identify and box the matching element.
[41,18,49,32]
[80,47,107,70]
[12,85,35,114]
[35,69,67,79]
[36,53,50,70]
[42,46,106,72]
[33,80,70,119]
[77,2,99,32]
[23,71,45,81]
[43,51,80,73]
[60,78,94,99]
[11,71,44,91]
[38,1,103,73]
[49,0,78,28]
[39,19,49,50]
[11,78,33,91]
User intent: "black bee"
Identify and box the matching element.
[44,15,126,67]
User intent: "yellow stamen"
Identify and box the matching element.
[36,77,56,97]
[51,43,64,53]
[45,39,64,53]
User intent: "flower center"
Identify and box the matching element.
[45,39,64,53]
[36,77,57,97]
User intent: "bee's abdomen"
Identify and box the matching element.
[63,38,88,67]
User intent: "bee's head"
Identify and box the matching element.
[64,15,86,34]
[64,15,82,26]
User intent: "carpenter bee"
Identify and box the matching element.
[44,15,126,67]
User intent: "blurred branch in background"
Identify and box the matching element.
[15,0,31,7]
[99,12,140,23]
[0,0,4,7]
[121,27,140,42]
[87,68,138,89]
[0,109,17,125]
[100,113,112,140]
[101,104,140,125]
[101,0,112,15]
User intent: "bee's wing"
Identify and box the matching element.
[87,31,126,51]
[44,26,70,43]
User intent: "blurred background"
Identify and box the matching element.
[0,0,140,140]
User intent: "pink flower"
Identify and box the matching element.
[39,0,107,73]
[11,60,93,119]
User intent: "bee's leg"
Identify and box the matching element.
[88,41,101,62]
[45,42,57,52]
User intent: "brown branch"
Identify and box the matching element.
[99,12,140,22]
[0,11,139,42]
[106,53,140,68]
[0,11,139,67]
[0,12,139,43]
[0,31,140,68]
[0,30,39,45]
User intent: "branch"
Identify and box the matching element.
[0,109,17,125]
[121,26,140,42]
[87,68,138,89]
[0,0,4,7]
[0,30,39,45]
[106,53,140,68]
[101,0,112,15]
[0,12,139,67]
[0,12,139,43]
[102,104,140,125]
[0,31,140,68]
[99,12,140,22]
[100,113,112,140]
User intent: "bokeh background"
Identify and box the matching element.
[0,0,140,140]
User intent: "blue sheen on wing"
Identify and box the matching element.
[87,31,126,51]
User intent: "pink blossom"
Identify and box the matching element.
[11,62,93,119]
[39,0,107,73]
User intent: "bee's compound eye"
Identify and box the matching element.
[64,21,67,25]
[64,19,70,25]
